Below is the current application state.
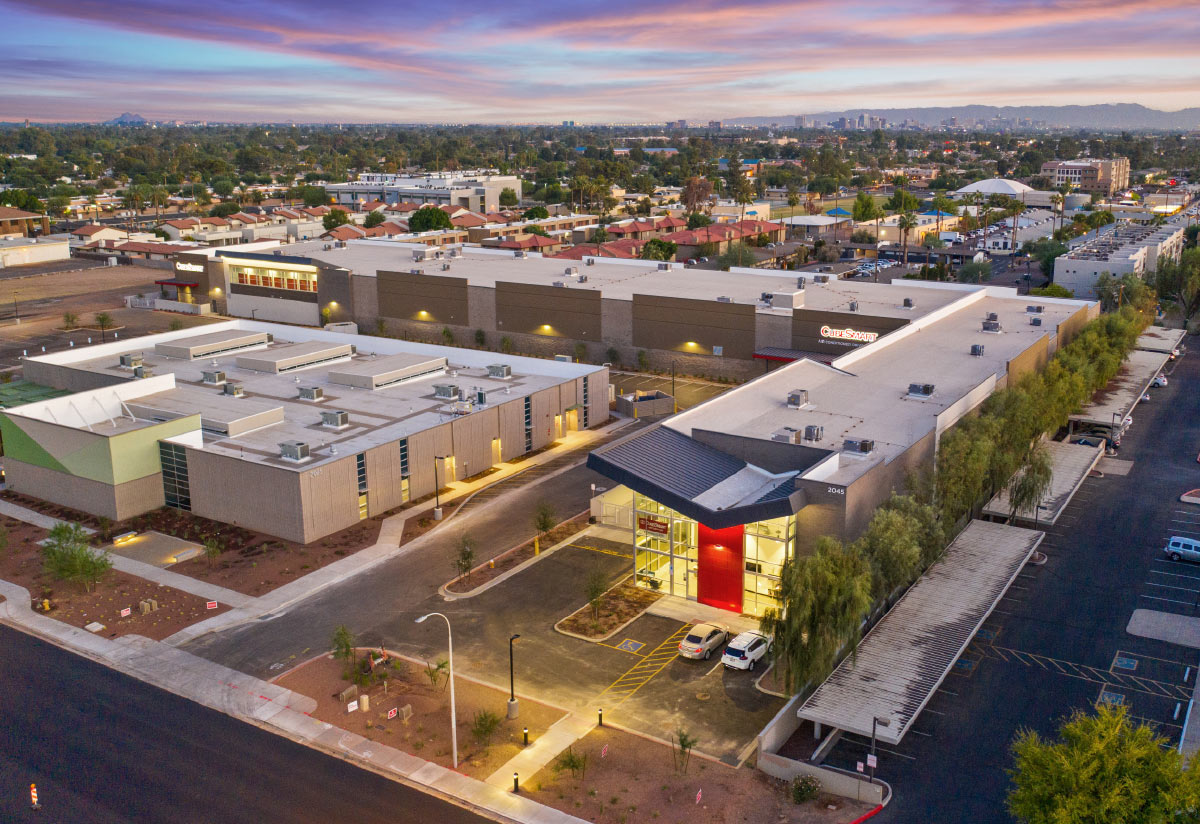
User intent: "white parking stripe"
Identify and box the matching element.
[1147,581,1200,594]
[1151,569,1200,581]
[1140,594,1195,607]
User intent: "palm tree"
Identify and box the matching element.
[897,211,919,266]
[1008,202,1026,258]
[1050,193,1064,236]
[931,192,955,236]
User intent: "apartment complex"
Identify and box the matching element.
[587,287,1095,616]
[4,322,606,543]
[1054,223,1185,298]
[327,172,522,213]
[1040,158,1131,196]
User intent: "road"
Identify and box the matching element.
[837,344,1200,822]
[0,623,492,824]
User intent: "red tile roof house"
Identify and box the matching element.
[160,218,201,240]
[69,224,128,243]
[660,224,743,258]
[733,219,787,243]
[605,218,660,241]
[0,206,49,238]
[493,234,565,254]
[550,239,643,260]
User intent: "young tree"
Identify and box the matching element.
[42,522,112,593]
[408,206,453,233]
[62,311,78,330]
[499,187,519,208]
[532,501,556,555]
[591,226,609,243]
[759,537,873,693]
[203,537,222,567]
[93,312,114,343]
[453,533,477,582]
[672,728,698,774]
[1008,704,1200,824]
[331,624,356,664]
[957,261,993,284]
[586,569,607,622]
[717,242,757,270]
[471,710,503,746]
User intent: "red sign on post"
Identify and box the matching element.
[206,601,218,610]
[601,744,609,759]
[388,707,398,720]
[120,607,131,618]
[695,789,702,805]
[637,516,669,536]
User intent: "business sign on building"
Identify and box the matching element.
[637,515,670,535]
[820,325,879,346]
[175,261,205,273]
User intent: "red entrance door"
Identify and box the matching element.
[697,523,744,613]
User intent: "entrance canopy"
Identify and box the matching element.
[797,519,1042,745]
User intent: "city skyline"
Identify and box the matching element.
[4,0,1200,124]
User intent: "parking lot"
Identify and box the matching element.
[823,341,1200,822]
[609,370,734,411]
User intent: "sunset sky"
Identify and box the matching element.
[4,0,1199,123]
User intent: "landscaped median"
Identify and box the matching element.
[443,513,590,597]
[554,574,661,641]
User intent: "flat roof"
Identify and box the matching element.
[667,291,1085,487]
[983,440,1104,524]
[1136,327,1185,354]
[1070,348,1170,427]
[16,321,601,471]
[236,239,962,316]
[797,519,1043,745]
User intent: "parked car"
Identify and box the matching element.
[1165,536,1200,562]
[1071,436,1104,448]
[721,631,772,671]
[1153,375,1168,387]
[677,623,728,660]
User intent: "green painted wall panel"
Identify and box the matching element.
[109,416,201,485]
[0,414,70,474]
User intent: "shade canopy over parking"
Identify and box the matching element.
[797,520,1042,745]
[1069,348,1170,429]
[983,439,1104,525]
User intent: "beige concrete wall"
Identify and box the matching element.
[497,397,526,460]
[186,449,307,543]
[227,292,318,326]
[3,458,162,521]
[450,406,500,479]
[530,386,558,449]
[755,312,792,350]
[363,439,407,516]
[298,456,360,543]
[20,360,129,392]
[407,423,455,499]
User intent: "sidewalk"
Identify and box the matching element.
[488,713,597,789]
[0,576,588,824]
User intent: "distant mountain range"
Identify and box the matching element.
[104,112,147,126]
[727,104,1200,131]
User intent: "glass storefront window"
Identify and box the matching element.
[635,548,669,593]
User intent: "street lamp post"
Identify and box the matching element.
[415,612,457,768]
[869,717,891,785]
[507,633,521,719]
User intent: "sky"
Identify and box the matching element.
[3,0,1199,123]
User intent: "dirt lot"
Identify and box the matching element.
[557,576,661,639]
[275,652,567,780]
[446,514,590,594]
[0,513,230,640]
[1,493,450,597]
[526,726,871,824]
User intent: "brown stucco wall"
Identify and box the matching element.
[1055,304,1093,349]
[315,266,354,325]
[495,282,602,341]
[1006,333,1050,384]
[377,270,469,326]
[631,295,756,360]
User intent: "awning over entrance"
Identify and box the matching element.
[155,278,199,288]
[752,347,834,364]
[797,519,1043,745]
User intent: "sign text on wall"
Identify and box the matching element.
[819,325,878,344]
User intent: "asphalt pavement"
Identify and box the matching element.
[0,623,491,824]
[837,342,1200,822]
[608,371,732,411]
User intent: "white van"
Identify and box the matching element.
[1164,536,1200,562]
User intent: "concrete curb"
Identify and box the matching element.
[439,515,590,601]
[552,574,663,644]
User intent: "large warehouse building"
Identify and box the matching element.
[4,322,607,543]
[587,284,1096,616]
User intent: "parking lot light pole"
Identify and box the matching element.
[415,612,457,768]
[507,633,521,719]
[870,717,890,785]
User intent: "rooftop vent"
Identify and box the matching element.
[441,263,451,271]
[473,388,487,406]
[970,344,986,357]
[908,383,936,397]
[796,278,806,290]
[223,381,244,397]
[760,291,774,303]
[585,258,596,266]
[433,384,460,400]
[577,274,588,283]
[564,266,579,276]
[487,363,512,379]
[119,353,143,369]
[320,409,348,429]
[716,295,733,303]
[552,281,566,287]
[982,320,1002,333]
[299,385,324,401]
[409,267,423,275]
[814,275,830,284]
[133,365,153,379]
[1030,316,1043,327]
[842,438,875,454]
[1027,305,1045,314]
[657,262,671,271]
[803,424,824,442]
[201,369,226,385]
[514,250,528,258]
[986,312,999,322]
[849,300,859,312]
[786,389,809,408]
[279,441,310,462]
[771,427,800,444]
[903,297,914,308]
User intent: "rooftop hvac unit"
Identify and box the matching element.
[441,263,451,271]
[1030,316,1043,327]
[849,300,859,312]
[224,381,245,397]
[201,369,226,385]
[299,385,324,401]
[279,441,309,462]
[578,274,588,283]
[803,424,824,442]
[474,388,487,405]
[412,249,429,262]
[133,365,153,379]
[320,409,348,429]
[119,353,143,369]
[986,312,999,322]
[487,363,512,379]
[514,251,528,258]
[553,281,565,287]
[433,384,460,399]
[982,320,1002,332]
[585,258,595,266]
[908,383,936,397]
[273,249,283,256]
[554,354,572,362]
[1027,305,1045,314]
[786,389,809,408]
[657,262,671,271]
[760,291,774,303]
[843,439,875,454]
[970,344,986,357]
[903,297,915,308]
[716,295,733,303]
[564,266,579,276]
[409,267,424,275]
[771,427,799,444]
[814,275,830,284]
[796,278,806,290]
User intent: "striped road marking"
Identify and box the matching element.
[596,624,692,704]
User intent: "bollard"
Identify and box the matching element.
[598,707,603,727]
[513,772,519,793]
[31,783,39,810]
[523,727,529,747]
